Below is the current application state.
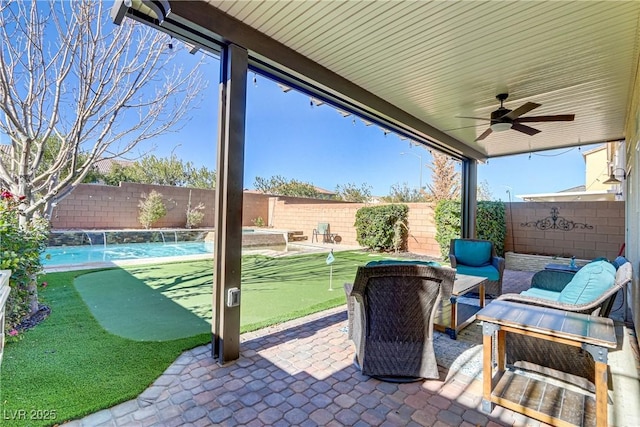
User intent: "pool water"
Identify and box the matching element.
[43,241,214,267]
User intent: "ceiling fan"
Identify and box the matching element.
[458,93,575,141]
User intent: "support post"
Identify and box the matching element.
[212,43,248,364]
[461,159,477,239]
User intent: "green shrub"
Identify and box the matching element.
[186,202,205,229]
[434,200,506,259]
[476,201,506,256]
[0,190,49,330]
[138,190,167,229]
[354,204,408,252]
[434,200,462,259]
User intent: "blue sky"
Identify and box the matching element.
[144,51,595,201]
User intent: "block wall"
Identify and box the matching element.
[51,185,625,262]
[51,183,269,229]
[270,198,442,257]
[504,201,625,260]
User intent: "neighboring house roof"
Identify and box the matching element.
[245,186,336,197]
[92,158,134,175]
[558,185,586,193]
[516,189,617,202]
[314,186,335,196]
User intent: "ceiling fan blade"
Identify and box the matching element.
[445,124,488,131]
[504,102,541,120]
[516,114,575,123]
[512,122,541,136]
[475,127,493,141]
[455,115,492,121]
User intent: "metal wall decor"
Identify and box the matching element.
[521,207,593,231]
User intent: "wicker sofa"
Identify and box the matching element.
[344,261,455,381]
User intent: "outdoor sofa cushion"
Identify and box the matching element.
[519,287,562,301]
[557,260,616,305]
[453,240,492,267]
[515,259,617,305]
[455,264,501,281]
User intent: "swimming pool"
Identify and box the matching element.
[43,241,214,267]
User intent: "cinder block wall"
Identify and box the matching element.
[51,183,269,229]
[51,185,625,261]
[270,198,442,257]
[270,198,362,246]
[504,201,625,260]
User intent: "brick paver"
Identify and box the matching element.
[67,306,552,426]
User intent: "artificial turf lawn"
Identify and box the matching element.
[1,250,390,426]
[0,270,210,427]
[75,250,385,340]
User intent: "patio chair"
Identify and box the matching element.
[500,259,632,384]
[344,263,456,381]
[498,259,632,317]
[312,222,334,243]
[449,238,505,297]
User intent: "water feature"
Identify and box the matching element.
[44,228,288,268]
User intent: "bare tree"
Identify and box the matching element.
[425,151,460,203]
[0,0,205,226]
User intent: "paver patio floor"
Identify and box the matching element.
[64,269,639,427]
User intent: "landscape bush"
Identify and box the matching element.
[354,204,408,252]
[0,190,49,330]
[138,190,167,229]
[434,200,506,258]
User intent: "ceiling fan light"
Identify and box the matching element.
[490,122,512,132]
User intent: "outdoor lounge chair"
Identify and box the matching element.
[498,259,632,384]
[344,263,456,381]
[312,222,334,243]
[449,238,505,297]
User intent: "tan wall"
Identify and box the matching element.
[271,199,624,260]
[584,146,609,191]
[504,201,625,260]
[52,186,625,264]
[623,47,640,343]
[51,183,269,230]
[270,198,363,246]
[270,198,442,257]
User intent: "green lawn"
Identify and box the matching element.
[1,250,389,426]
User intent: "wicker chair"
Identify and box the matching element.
[499,261,632,384]
[344,264,456,381]
[449,238,505,297]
